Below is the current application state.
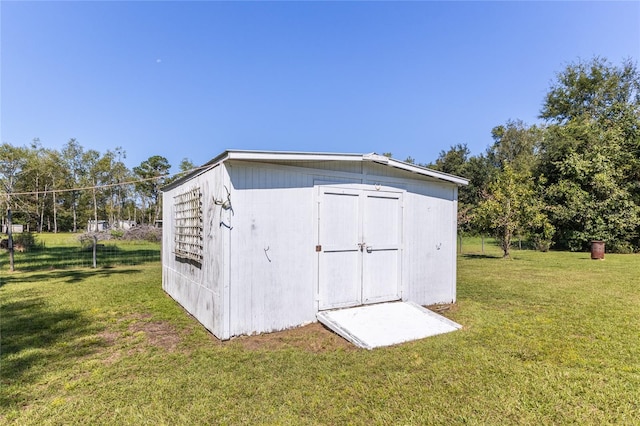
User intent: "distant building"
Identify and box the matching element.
[2,224,24,234]
[87,220,109,232]
[113,220,137,230]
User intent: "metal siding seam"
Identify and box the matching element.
[451,186,458,303]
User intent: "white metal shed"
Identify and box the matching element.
[162,150,468,340]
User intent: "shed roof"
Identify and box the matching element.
[163,150,469,190]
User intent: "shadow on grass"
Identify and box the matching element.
[0,268,143,287]
[0,294,104,406]
[461,253,503,259]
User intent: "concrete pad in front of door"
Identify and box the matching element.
[317,301,462,350]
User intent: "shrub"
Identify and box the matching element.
[607,241,635,254]
[110,229,125,239]
[12,232,37,252]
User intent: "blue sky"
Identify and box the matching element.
[2,1,639,173]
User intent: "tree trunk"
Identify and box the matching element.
[502,230,511,258]
[152,191,162,227]
[93,184,99,232]
[7,204,14,272]
[53,190,58,233]
[39,197,45,233]
[72,198,78,233]
[92,234,97,268]
[34,177,41,233]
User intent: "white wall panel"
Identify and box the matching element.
[163,165,227,338]
[402,186,457,305]
[227,163,316,336]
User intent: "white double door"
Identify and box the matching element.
[318,186,403,310]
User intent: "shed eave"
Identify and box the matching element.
[226,150,363,162]
[161,151,231,191]
[226,150,469,186]
[163,149,469,191]
[384,158,469,186]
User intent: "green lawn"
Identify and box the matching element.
[1,240,639,424]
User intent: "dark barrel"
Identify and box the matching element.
[591,241,605,260]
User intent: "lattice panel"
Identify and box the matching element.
[174,187,203,262]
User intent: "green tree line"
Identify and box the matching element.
[0,139,194,234]
[425,57,640,256]
[384,58,638,255]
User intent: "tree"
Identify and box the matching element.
[103,147,132,227]
[538,57,640,251]
[475,166,552,258]
[461,153,496,208]
[541,120,640,251]
[43,149,67,232]
[81,149,119,232]
[429,144,498,237]
[165,158,196,186]
[540,57,640,125]
[430,143,470,176]
[0,143,29,271]
[488,119,542,174]
[20,139,51,232]
[61,139,85,232]
[178,158,195,173]
[133,155,170,226]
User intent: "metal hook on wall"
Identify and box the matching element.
[222,185,234,215]
[264,246,272,262]
[214,185,234,215]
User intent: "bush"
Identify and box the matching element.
[15,232,36,249]
[1,232,38,252]
[534,238,553,252]
[607,241,635,254]
[110,229,125,239]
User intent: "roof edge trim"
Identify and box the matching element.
[163,149,469,191]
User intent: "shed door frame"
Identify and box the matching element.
[315,184,404,311]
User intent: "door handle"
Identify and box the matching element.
[366,246,373,253]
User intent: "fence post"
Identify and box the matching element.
[92,235,97,268]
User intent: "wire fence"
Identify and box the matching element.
[1,242,161,272]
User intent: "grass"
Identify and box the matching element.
[1,238,639,424]
[0,233,160,271]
